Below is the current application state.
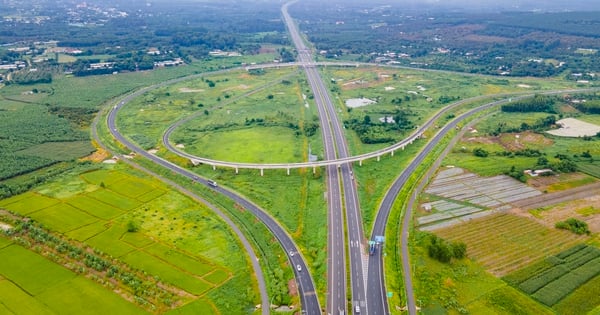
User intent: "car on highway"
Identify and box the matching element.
[289,251,294,257]
[296,264,302,272]
[207,179,218,187]
[355,305,360,313]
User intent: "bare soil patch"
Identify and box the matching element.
[465,131,552,151]
[178,87,205,93]
[499,131,553,151]
[547,117,600,137]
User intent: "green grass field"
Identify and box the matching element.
[435,213,587,276]
[86,223,137,257]
[0,243,146,314]
[554,274,600,315]
[2,166,257,314]
[87,188,142,211]
[164,298,217,315]
[15,141,95,161]
[68,194,123,219]
[0,192,60,215]
[411,232,553,315]
[0,244,76,295]
[503,245,600,308]
[31,202,99,233]
[121,250,213,295]
[80,169,129,186]
[36,276,146,315]
[66,220,109,241]
[0,280,56,315]
[109,178,156,198]
[144,243,215,277]
[180,126,303,163]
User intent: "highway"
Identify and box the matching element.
[282,2,347,314]
[283,1,369,314]
[106,91,322,314]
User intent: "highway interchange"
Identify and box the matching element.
[102,1,600,314]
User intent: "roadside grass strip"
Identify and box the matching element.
[0,280,55,315]
[0,245,75,295]
[121,250,213,295]
[503,245,600,307]
[87,188,141,211]
[36,276,145,315]
[164,298,217,315]
[0,192,60,215]
[30,203,99,233]
[109,179,156,198]
[144,243,215,277]
[80,169,128,186]
[66,221,109,241]
[436,213,586,276]
[86,224,136,257]
[136,188,166,203]
[67,194,123,220]
[554,274,600,315]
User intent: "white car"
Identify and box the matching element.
[289,251,295,257]
[296,264,302,272]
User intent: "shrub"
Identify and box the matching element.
[472,147,489,157]
[427,234,467,263]
[555,218,590,235]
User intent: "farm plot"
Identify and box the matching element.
[121,250,213,295]
[503,244,600,310]
[418,200,485,223]
[0,192,60,215]
[435,213,587,276]
[108,178,156,198]
[29,203,99,233]
[87,188,141,211]
[421,167,542,230]
[0,244,145,314]
[67,195,123,220]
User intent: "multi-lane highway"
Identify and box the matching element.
[283,2,369,314]
[282,2,347,314]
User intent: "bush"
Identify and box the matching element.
[472,147,489,157]
[427,234,467,263]
[555,218,590,235]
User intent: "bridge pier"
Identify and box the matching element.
[391,150,394,157]
[235,167,238,174]
[212,165,216,171]
[260,168,264,176]
[359,160,362,166]
[287,168,290,176]
[377,155,380,162]
[313,166,316,174]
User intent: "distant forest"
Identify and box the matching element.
[290,2,600,77]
